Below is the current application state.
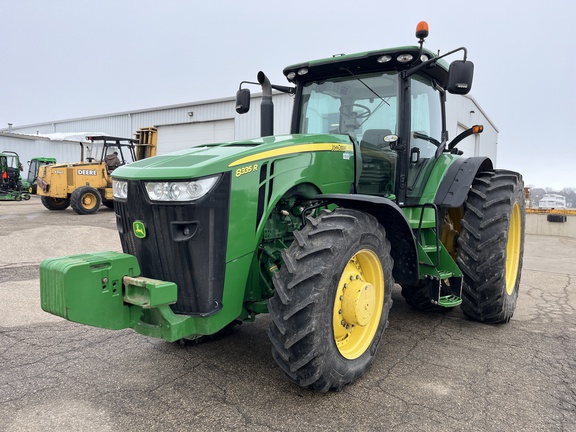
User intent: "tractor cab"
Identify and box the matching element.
[0,153,8,187]
[0,152,30,201]
[283,43,475,207]
[85,136,138,172]
[2,150,24,190]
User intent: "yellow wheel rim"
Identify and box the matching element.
[505,202,521,295]
[82,192,97,210]
[333,249,384,360]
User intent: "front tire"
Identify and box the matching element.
[268,208,394,392]
[71,186,101,215]
[41,196,70,211]
[457,170,525,323]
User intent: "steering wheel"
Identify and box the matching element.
[339,104,372,119]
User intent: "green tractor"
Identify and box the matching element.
[26,156,57,194]
[0,151,31,201]
[40,22,525,392]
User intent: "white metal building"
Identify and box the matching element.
[0,92,498,165]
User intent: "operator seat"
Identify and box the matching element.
[358,129,396,195]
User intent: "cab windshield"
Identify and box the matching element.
[299,71,398,140]
[299,71,443,201]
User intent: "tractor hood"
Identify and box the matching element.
[112,133,354,181]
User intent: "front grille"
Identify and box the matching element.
[115,173,231,316]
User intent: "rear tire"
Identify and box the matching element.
[41,196,70,211]
[457,170,525,323]
[268,208,394,392]
[71,186,101,215]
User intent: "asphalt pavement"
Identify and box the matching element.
[1,197,575,431]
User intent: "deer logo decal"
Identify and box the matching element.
[133,221,147,239]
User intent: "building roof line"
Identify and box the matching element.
[0,95,240,131]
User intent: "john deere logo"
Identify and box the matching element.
[133,221,146,239]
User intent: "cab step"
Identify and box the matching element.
[438,294,462,308]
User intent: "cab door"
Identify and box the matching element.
[405,74,444,203]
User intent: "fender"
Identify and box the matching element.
[434,157,493,208]
[317,193,419,286]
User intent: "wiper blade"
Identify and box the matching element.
[344,68,390,106]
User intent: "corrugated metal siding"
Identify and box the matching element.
[7,98,241,139]
[234,93,293,140]
[274,93,294,135]
[446,94,498,164]
[157,119,236,154]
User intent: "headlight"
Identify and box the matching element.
[113,180,128,199]
[145,175,220,202]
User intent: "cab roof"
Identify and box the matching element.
[283,46,449,87]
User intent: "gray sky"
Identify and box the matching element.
[1,0,574,189]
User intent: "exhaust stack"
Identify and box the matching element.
[257,71,273,137]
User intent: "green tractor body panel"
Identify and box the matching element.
[113,133,355,263]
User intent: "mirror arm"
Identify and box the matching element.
[239,80,259,90]
[447,125,484,151]
[271,84,295,94]
[405,46,468,79]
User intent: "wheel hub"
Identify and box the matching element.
[341,280,375,327]
[505,202,521,295]
[83,194,96,208]
[333,249,385,360]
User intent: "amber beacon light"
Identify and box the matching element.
[415,21,429,41]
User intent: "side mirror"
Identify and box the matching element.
[235,88,251,114]
[447,60,474,95]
